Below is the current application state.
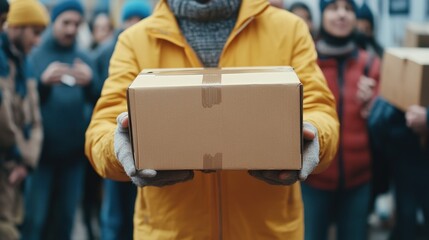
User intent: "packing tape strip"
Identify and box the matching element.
[203,153,223,170]
[142,67,293,76]
[201,72,222,108]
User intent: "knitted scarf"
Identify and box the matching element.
[167,0,241,67]
[317,28,357,58]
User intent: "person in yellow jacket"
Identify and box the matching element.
[85,0,339,239]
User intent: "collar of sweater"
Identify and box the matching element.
[316,39,357,58]
[167,0,241,21]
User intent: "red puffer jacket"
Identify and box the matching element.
[306,49,380,190]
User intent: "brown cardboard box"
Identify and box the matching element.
[127,67,303,170]
[404,23,429,47]
[380,48,429,111]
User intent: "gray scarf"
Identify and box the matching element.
[316,39,356,58]
[168,0,241,67]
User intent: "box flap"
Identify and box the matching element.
[386,48,429,65]
[407,22,429,34]
[131,67,299,88]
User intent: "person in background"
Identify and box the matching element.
[354,2,389,225]
[85,0,339,239]
[0,0,49,239]
[89,11,114,51]
[368,100,429,240]
[96,0,152,83]
[83,11,115,240]
[289,2,314,36]
[301,1,381,240]
[21,1,100,239]
[355,3,383,58]
[94,1,151,239]
[82,8,115,240]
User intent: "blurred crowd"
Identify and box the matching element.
[0,0,150,239]
[0,0,428,240]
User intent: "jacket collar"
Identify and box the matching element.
[1,32,27,97]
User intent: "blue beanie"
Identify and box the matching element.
[357,3,374,28]
[121,0,152,22]
[51,0,84,22]
[320,0,357,14]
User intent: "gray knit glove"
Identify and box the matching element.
[114,112,194,187]
[249,122,320,185]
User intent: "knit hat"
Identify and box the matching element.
[121,0,152,22]
[319,0,357,14]
[357,3,374,28]
[289,2,312,21]
[51,0,84,22]
[7,0,49,27]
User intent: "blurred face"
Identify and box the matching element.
[292,8,312,30]
[10,26,45,54]
[53,11,82,47]
[93,13,113,44]
[357,19,373,37]
[322,0,356,38]
[123,16,142,29]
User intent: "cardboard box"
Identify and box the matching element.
[404,22,429,48]
[380,48,429,111]
[127,67,303,170]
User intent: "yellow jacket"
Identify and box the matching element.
[85,0,339,239]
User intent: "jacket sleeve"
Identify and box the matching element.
[368,54,381,93]
[85,32,139,181]
[290,20,339,174]
[17,79,43,168]
[28,52,53,105]
[0,76,17,147]
[81,55,103,105]
[367,97,392,160]
[0,75,43,168]
[362,53,381,117]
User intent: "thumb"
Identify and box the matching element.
[121,116,129,129]
[116,112,129,130]
[303,122,317,140]
[302,124,316,140]
[303,128,315,140]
